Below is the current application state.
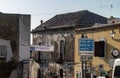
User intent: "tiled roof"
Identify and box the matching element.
[32,10,107,32]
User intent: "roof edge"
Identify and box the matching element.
[75,23,120,31]
[31,24,76,33]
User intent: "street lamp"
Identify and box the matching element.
[110,29,115,38]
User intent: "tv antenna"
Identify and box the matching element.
[100,4,113,9]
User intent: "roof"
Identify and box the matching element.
[32,10,107,33]
[75,23,120,32]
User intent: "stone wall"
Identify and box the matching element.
[33,29,74,63]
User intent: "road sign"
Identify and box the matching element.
[79,38,94,78]
[79,38,94,55]
[30,45,54,52]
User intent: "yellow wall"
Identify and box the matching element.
[73,64,81,78]
[74,26,120,78]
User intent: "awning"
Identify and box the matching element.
[92,57,112,71]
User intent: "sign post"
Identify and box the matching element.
[78,38,94,78]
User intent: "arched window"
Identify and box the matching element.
[59,40,65,62]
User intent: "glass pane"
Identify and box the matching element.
[114,66,120,77]
[0,46,7,59]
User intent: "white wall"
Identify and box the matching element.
[19,15,31,61]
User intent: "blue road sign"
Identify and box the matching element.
[30,47,35,51]
[79,38,94,53]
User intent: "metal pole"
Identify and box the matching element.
[30,51,32,58]
[38,42,41,63]
[85,60,87,78]
[82,60,84,78]
[38,42,41,78]
[38,51,41,63]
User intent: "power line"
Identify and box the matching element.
[31,12,57,16]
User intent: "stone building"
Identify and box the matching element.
[31,10,107,78]
[0,12,30,78]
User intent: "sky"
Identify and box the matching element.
[0,0,120,30]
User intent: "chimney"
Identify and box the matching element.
[40,20,43,25]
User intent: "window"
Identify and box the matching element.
[60,40,65,62]
[0,46,7,61]
[95,41,105,57]
[114,66,120,77]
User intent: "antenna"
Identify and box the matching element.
[100,4,113,9]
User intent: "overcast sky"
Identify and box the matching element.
[0,0,120,30]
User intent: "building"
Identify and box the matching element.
[31,10,107,78]
[74,17,120,78]
[0,12,30,78]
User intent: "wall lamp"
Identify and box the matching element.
[110,29,116,38]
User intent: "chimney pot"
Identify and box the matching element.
[40,20,43,25]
